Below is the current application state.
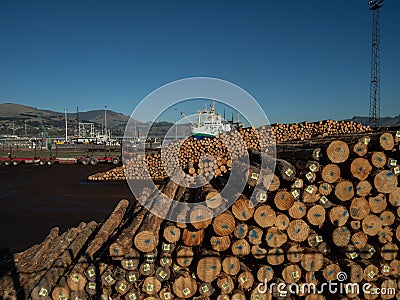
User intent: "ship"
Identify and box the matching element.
[185,102,240,138]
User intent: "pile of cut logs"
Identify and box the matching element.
[89,120,371,181]
[3,129,400,300]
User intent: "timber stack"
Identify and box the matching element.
[2,128,400,300]
[89,120,371,181]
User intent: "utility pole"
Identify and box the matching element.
[64,108,68,142]
[368,0,384,127]
[24,120,27,137]
[104,105,108,137]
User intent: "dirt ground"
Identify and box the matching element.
[0,164,136,253]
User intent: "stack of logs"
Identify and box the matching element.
[89,120,371,181]
[271,120,370,143]
[4,129,400,300]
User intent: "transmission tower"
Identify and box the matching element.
[368,0,384,127]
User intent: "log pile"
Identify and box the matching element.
[88,166,126,181]
[89,120,371,181]
[4,129,400,299]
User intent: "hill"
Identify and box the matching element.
[348,115,400,127]
[0,103,140,137]
[0,103,190,138]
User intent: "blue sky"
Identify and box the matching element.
[0,0,399,123]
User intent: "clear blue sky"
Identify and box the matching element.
[0,0,399,123]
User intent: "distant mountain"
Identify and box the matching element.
[0,103,174,137]
[348,115,400,127]
[75,109,129,128]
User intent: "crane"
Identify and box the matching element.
[36,108,52,150]
[368,0,384,127]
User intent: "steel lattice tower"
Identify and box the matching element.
[368,0,384,127]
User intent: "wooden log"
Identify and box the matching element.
[321,164,341,183]
[329,206,349,226]
[281,264,301,284]
[251,245,267,259]
[217,273,235,295]
[275,213,290,230]
[322,264,341,282]
[267,248,285,266]
[274,191,295,211]
[381,210,395,226]
[115,279,131,295]
[254,205,276,228]
[265,227,287,248]
[371,151,387,168]
[350,158,372,180]
[362,214,383,236]
[364,264,379,282]
[142,277,161,295]
[205,189,223,209]
[110,189,151,258]
[233,223,248,239]
[247,226,264,245]
[288,201,307,219]
[301,252,324,272]
[86,199,129,260]
[24,227,60,272]
[222,256,241,276]
[210,236,231,252]
[134,181,178,253]
[181,228,204,247]
[30,222,98,299]
[175,246,194,267]
[121,250,140,271]
[190,206,213,230]
[257,265,274,283]
[163,224,181,244]
[71,290,88,300]
[389,187,400,206]
[286,220,310,242]
[369,193,387,213]
[199,282,215,297]
[287,244,304,263]
[237,271,254,289]
[231,195,254,221]
[52,286,70,300]
[231,239,250,257]
[326,140,349,163]
[356,180,372,196]
[197,256,221,282]
[306,205,326,227]
[351,231,368,249]
[349,197,370,220]
[319,182,333,196]
[139,262,155,276]
[353,141,368,157]
[332,226,351,247]
[335,180,354,201]
[212,211,236,236]
[380,243,398,261]
[379,132,395,150]
[374,170,398,194]
[263,173,280,191]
